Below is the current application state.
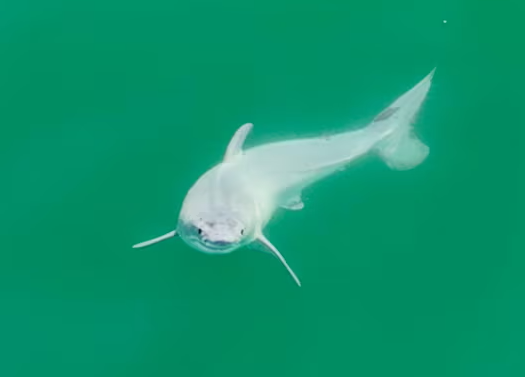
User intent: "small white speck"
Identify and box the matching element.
[443,20,447,23]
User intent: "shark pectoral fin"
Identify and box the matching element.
[254,234,301,287]
[224,123,253,162]
[132,230,177,249]
[280,195,304,211]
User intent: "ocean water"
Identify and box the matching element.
[0,1,523,376]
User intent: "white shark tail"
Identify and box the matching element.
[374,68,435,171]
[376,126,429,171]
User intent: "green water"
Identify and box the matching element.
[1,1,523,376]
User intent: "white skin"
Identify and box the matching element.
[133,68,436,286]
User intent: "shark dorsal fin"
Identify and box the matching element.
[254,234,301,286]
[224,123,253,162]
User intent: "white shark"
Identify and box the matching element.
[133,68,436,286]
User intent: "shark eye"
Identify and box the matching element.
[197,228,202,235]
[240,229,244,235]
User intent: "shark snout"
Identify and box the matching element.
[177,213,247,253]
[206,239,231,246]
[199,237,238,254]
[202,231,239,246]
[199,224,243,253]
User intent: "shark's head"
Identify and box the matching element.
[177,209,254,254]
[131,121,302,285]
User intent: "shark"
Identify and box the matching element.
[132,68,436,286]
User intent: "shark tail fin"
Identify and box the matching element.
[375,127,429,171]
[374,68,435,171]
